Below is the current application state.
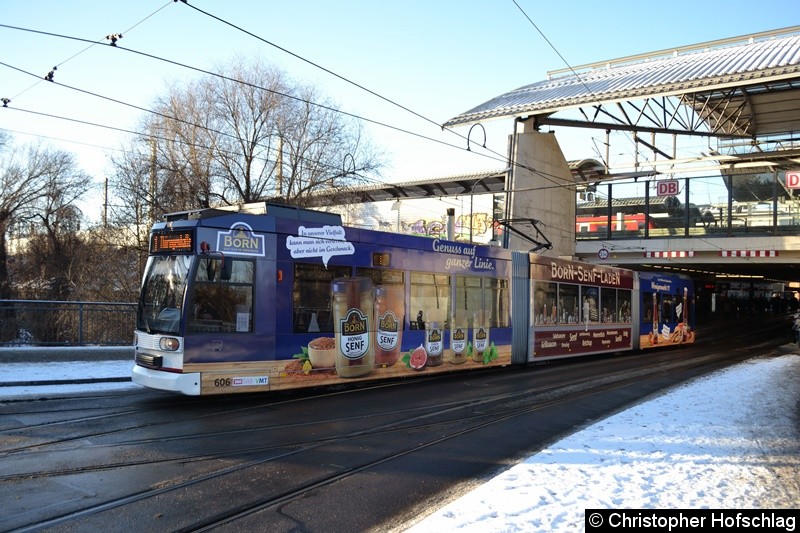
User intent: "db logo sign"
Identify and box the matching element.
[786,171,800,189]
[656,180,679,196]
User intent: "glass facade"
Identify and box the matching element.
[575,169,798,241]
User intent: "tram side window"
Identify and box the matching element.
[355,267,405,287]
[410,272,450,329]
[617,289,632,323]
[456,276,481,314]
[661,294,674,323]
[534,282,557,325]
[643,292,674,324]
[292,263,351,333]
[487,277,509,328]
[457,276,510,328]
[600,288,617,323]
[643,292,655,323]
[188,258,254,334]
[558,283,579,324]
[581,286,600,324]
[675,290,689,322]
[357,267,406,328]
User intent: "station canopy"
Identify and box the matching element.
[303,158,610,209]
[444,26,800,168]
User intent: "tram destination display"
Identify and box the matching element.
[150,230,194,253]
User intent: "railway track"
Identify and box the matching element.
[0,314,791,532]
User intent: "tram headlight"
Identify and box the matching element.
[159,337,180,351]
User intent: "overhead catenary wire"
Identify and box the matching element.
[1,57,410,193]
[172,1,573,187]
[0,22,573,190]
[4,2,173,103]
[3,1,668,197]
[0,23,464,155]
[0,23,542,193]
[0,59,387,187]
[511,0,675,180]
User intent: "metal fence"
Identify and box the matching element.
[0,300,136,346]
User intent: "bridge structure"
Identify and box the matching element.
[317,26,800,298]
[441,25,800,290]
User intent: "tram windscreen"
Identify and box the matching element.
[137,255,193,335]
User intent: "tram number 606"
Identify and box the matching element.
[214,378,232,387]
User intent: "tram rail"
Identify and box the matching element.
[0,315,786,532]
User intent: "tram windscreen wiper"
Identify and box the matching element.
[138,304,152,334]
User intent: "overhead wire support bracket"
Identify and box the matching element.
[496,218,552,253]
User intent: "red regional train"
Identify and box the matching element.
[132,202,695,395]
[576,213,657,234]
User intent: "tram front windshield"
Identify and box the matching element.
[137,255,193,335]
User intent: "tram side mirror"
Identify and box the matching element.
[221,260,232,281]
[205,258,217,281]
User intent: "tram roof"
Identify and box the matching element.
[444,26,800,138]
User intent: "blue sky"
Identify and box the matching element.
[1,1,797,221]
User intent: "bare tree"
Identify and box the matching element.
[278,85,377,206]
[210,59,288,204]
[110,56,383,221]
[109,139,163,242]
[0,137,93,300]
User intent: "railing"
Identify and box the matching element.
[0,300,136,346]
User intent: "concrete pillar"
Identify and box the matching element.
[508,120,576,258]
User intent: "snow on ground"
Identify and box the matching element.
[2,353,798,532]
[403,354,800,532]
[0,360,138,397]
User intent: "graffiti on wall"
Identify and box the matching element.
[379,212,495,241]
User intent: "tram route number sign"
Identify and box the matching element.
[656,180,679,196]
[786,170,800,189]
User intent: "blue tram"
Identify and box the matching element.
[132,202,694,395]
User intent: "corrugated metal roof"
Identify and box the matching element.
[304,168,510,207]
[445,30,800,128]
[303,159,610,207]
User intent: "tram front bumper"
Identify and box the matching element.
[132,365,201,396]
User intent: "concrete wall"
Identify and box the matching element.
[508,120,576,258]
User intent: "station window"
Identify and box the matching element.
[187,258,254,334]
[292,263,351,333]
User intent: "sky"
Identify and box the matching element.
[1,1,798,223]
[2,352,798,531]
